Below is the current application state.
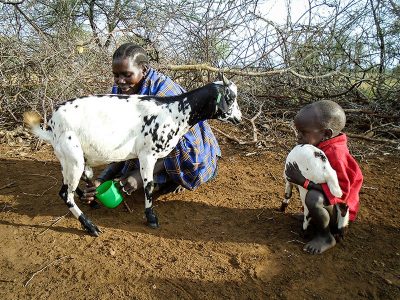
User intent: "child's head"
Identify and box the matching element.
[112,43,150,94]
[294,100,346,146]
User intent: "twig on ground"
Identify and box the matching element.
[37,212,70,235]
[22,173,58,197]
[0,279,16,283]
[244,152,257,156]
[24,256,71,287]
[256,209,274,221]
[0,181,16,191]
[362,186,378,190]
[1,203,13,212]
[268,171,277,181]
[287,239,306,245]
[123,200,133,213]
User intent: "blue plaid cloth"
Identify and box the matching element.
[109,68,221,190]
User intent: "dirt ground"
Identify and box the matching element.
[0,127,399,300]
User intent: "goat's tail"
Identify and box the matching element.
[23,111,53,143]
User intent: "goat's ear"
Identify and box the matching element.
[216,93,229,112]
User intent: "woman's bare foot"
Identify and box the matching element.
[303,231,336,254]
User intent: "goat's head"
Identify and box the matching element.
[214,74,242,125]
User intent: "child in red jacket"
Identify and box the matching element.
[285,100,363,254]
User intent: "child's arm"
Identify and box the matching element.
[285,162,324,193]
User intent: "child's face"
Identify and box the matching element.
[294,110,330,146]
[112,57,145,94]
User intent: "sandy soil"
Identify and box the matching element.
[0,131,399,299]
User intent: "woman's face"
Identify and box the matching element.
[112,57,145,94]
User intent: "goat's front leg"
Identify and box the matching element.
[75,165,92,196]
[138,154,159,228]
[280,180,293,212]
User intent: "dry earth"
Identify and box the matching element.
[0,129,399,299]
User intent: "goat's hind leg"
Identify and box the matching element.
[56,133,101,236]
[75,166,101,209]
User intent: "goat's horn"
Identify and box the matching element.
[222,74,230,86]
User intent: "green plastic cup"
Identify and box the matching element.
[96,180,123,208]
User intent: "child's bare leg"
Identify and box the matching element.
[303,190,336,254]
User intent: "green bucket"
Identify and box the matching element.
[96,180,123,208]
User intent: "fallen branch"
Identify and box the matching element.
[163,63,339,79]
[24,256,71,287]
[363,122,393,135]
[347,133,399,145]
[211,126,243,143]
[243,103,263,142]
[211,104,265,145]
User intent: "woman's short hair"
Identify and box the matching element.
[112,43,149,67]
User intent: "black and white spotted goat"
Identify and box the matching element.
[280,144,349,234]
[24,76,241,237]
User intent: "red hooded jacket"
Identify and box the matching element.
[318,134,363,221]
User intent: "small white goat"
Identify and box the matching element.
[24,76,241,236]
[280,144,349,234]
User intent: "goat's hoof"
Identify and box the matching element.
[279,202,288,212]
[334,227,346,242]
[145,208,159,229]
[79,214,102,237]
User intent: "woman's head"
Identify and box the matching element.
[112,43,150,94]
[294,100,346,146]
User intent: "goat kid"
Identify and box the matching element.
[24,77,241,236]
[280,144,349,235]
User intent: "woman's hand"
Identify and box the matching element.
[285,162,306,186]
[81,179,102,204]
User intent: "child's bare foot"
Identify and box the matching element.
[303,232,336,254]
